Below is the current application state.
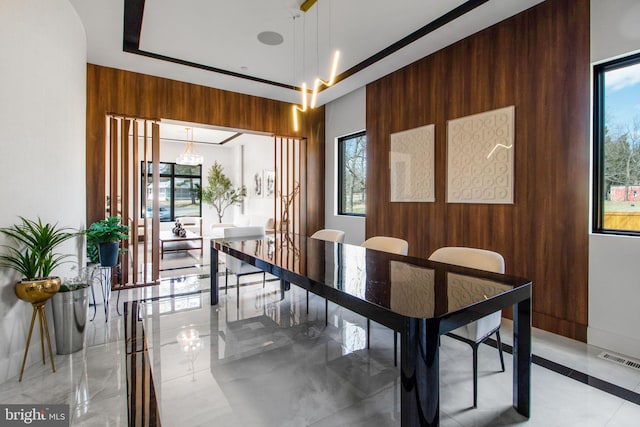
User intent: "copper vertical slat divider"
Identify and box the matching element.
[292,138,296,237]
[121,119,131,286]
[279,136,284,268]
[286,137,291,270]
[273,136,279,265]
[131,120,140,285]
[109,118,119,218]
[142,121,149,284]
[151,122,160,282]
[299,137,307,242]
[108,118,119,288]
[292,138,298,274]
[300,137,307,278]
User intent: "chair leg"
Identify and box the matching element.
[495,330,506,372]
[472,344,478,408]
[366,318,371,349]
[236,276,240,309]
[306,290,309,314]
[225,270,229,294]
[262,272,266,288]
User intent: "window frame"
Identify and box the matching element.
[593,51,640,236]
[141,161,202,222]
[337,130,367,217]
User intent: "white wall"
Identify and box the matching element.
[158,139,238,234]
[324,87,367,245]
[241,135,276,226]
[0,0,87,383]
[589,0,640,359]
[156,135,274,234]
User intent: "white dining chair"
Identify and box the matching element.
[361,236,409,356]
[309,229,346,322]
[223,226,267,307]
[361,236,408,256]
[428,246,506,408]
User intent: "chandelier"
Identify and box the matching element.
[176,128,203,165]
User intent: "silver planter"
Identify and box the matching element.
[52,287,89,354]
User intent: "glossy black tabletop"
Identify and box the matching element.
[211,234,531,334]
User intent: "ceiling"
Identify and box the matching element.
[128,119,271,146]
[69,0,544,106]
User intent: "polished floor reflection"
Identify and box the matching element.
[1,275,640,426]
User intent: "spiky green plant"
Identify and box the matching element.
[0,217,76,279]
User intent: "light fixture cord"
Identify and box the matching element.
[292,15,296,84]
[316,1,319,76]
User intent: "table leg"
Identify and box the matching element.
[100,267,111,322]
[513,296,532,417]
[89,271,97,321]
[400,318,439,427]
[211,247,219,305]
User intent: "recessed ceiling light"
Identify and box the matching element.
[257,31,284,46]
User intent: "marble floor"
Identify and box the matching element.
[1,274,639,426]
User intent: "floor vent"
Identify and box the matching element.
[598,351,640,371]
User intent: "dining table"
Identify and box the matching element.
[210,233,532,427]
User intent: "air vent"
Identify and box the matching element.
[598,351,640,371]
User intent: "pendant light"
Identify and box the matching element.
[176,128,203,165]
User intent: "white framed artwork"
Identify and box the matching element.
[447,105,515,204]
[253,172,263,197]
[390,124,435,202]
[264,170,275,198]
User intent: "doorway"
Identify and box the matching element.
[104,116,303,287]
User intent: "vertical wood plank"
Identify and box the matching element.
[143,121,149,284]
[132,120,140,284]
[109,118,119,218]
[121,119,131,285]
[151,122,160,282]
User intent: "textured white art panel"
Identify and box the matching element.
[390,124,435,202]
[447,106,515,204]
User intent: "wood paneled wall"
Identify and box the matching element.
[86,64,325,235]
[366,0,590,340]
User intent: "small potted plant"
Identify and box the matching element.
[85,216,130,267]
[0,217,76,304]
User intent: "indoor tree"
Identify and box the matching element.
[202,162,247,223]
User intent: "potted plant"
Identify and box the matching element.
[51,266,91,354]
[0,217,75,304]
[0,217,76,380]
[85,216,130,267]
[202,161,247,223]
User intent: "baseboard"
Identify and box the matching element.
[588,326,640,360]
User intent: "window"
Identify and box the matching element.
[338,131,366,216]
[141,162,202,221]
[594,53,640,234]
